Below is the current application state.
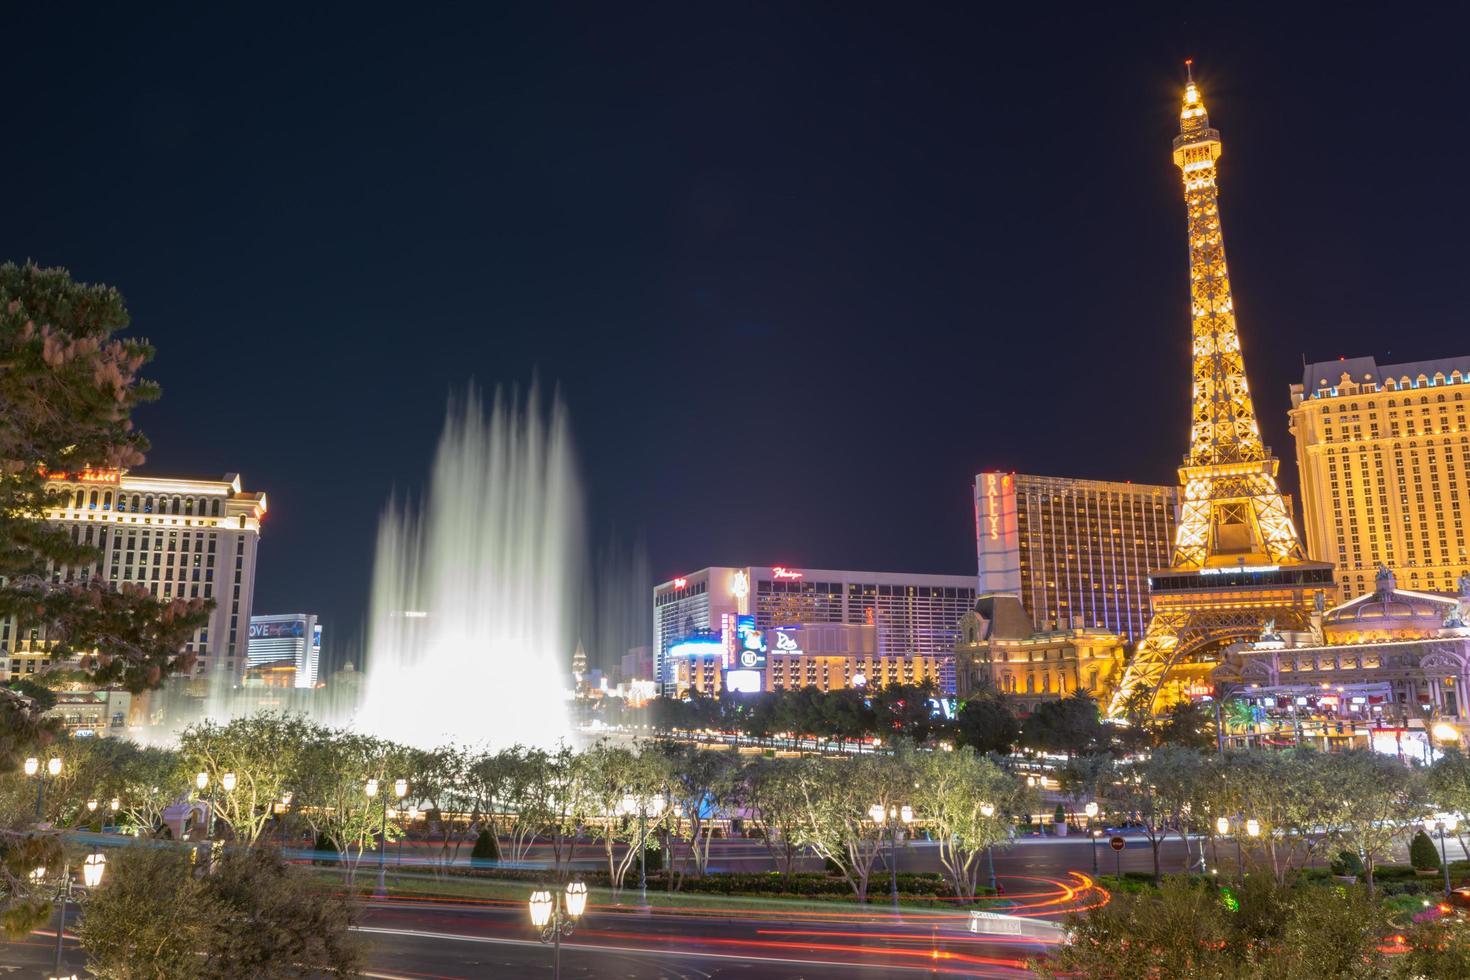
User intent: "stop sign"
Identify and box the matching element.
[1109,835,1126,851]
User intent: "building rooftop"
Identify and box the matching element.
[1300,355,1470,399]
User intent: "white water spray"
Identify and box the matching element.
[355,385,582,748]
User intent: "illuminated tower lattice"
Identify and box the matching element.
[1106,65,1335,717]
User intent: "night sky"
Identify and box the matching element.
[6,5,1468,671]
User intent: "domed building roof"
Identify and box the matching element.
[1322,566,1459,644]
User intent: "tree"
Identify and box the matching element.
[657,742,740,888]
[109,743,184,837]
[1021,691,1106,757]
[0,263,211,722]
[790,754,907,903]
[743,756,809,880]
[1032,876,1386,979]
[953,694,1019,755]
[1426,748,1470,861]
[1211,749,1341,885]
[79,844,362,978]
[1056,752,1115,829]
[402,743,471,875]
[1410,830,1440,872]
[1327,749,1422,896]
[910,745,1024,899]
[290,727,407,883]
[871,681,941,744]
[1031,876,1230,978]
[575,740,669,894]
[1104,748,1208,884]
[177,713,314,844]
[1154,700,1217,751]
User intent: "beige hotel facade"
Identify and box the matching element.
[1290,355,1470,599]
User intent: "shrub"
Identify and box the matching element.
[471,829,500,862]
[1330,850,1364,878]
[1053,804,1066,831]
[1410,831,1441,872]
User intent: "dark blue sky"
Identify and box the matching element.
[6,4,1468,668]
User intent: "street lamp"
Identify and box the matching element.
[1423,815,1459,896]
[979,802,999,894]
[26,756,62,821]
[44,851,105,975]
[869,803,913,913]
[530,878,588,980]
[620,793,665,908]
[368,775,408,897]
[1216,816,1247,877]
[1084,802,1100,874]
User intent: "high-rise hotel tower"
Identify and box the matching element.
[4,470,267,688]
[974,472,1177,642]
[1290,355,1470,598]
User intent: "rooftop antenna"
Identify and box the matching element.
[1185,58,1195,83]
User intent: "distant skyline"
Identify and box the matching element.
[6,5,1469,671]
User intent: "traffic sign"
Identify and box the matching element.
[1109,835,1126,851]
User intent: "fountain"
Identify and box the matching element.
[354,385,583,748]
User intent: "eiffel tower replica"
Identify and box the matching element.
[1106,64,1335,717]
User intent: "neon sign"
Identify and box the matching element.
[730,571,749,599]
[42,467,119,484]
[772,567,803,580]
[774,631,800,654]
[673,577,688,589]
[984,473,1002,540]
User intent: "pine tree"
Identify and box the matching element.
[0,263,210,763]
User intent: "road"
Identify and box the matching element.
[14,829,1450,977]
[10,867,1093,979]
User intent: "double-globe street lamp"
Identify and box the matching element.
[529,878,588,980]
[618,793,665,908]
[1215,815,1261,877]
[869,803,913,913]
[35,851,106,976]
[366,776,409,898]
[195,771,236,869]
[1423,814,1459,897]
[25,756,62,821]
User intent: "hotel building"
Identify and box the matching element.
[246,613,322,689]
[4,470,267,687]
[1290,356,1470,599]
[652,566,975,696]
[666,620,948,698]
[1221,567,1470,742]
[974,472,1178,642]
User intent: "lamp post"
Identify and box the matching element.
[368,777,408,898]
[620,793,665,908]
[529,878,588,980]
[26,756,62,821]
[980,802,999,894]
[43,851,105,976]
[1085,802,1100,874]
[869,802,913,913]
[1424,815,1459,897]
